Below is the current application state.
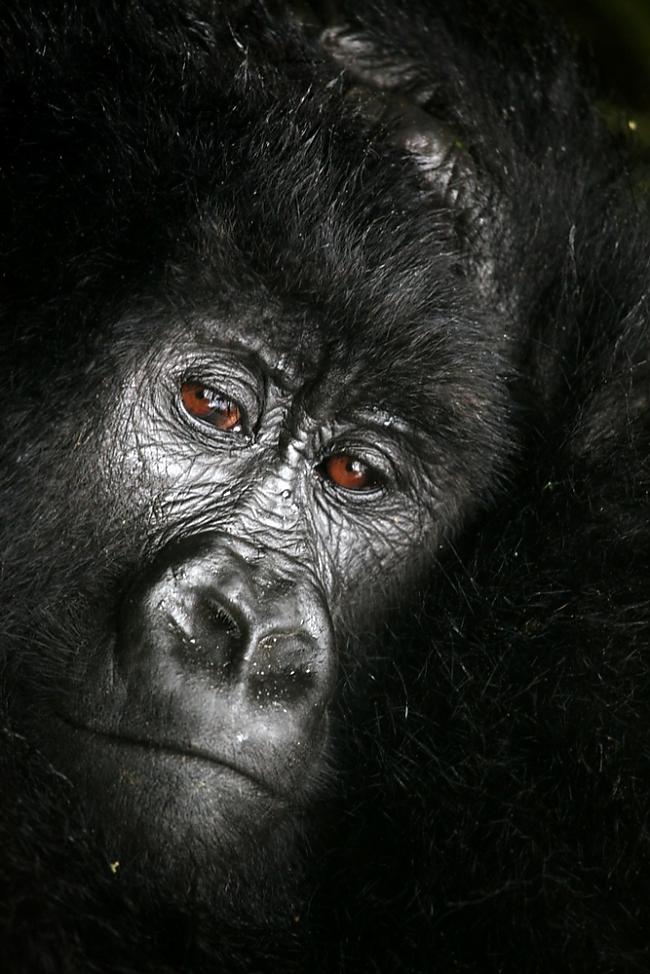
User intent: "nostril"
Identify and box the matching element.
[174,594,244,677]
[201,599,241,640]
[246,633,321,707]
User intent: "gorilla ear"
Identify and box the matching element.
[320,23,495,284]
[349,83,477,213]
[321,22,479,205]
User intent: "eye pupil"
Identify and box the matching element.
[324,454,379,492]
[180,381,242,431]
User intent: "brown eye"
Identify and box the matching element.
[323,454,380,492]
[180,381,242,432]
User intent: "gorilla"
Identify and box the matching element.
[1,0,649,971]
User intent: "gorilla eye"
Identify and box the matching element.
[322,454,382,492]
[180,381,242,432]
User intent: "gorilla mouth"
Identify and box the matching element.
[56,714,279,798]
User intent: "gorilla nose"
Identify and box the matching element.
[117,532,336,723]
[177,587,328,707]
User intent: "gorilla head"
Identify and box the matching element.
[0,0,512,921]
[4,3,646,972]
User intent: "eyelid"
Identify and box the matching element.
[177,364,262,433]
[180,381,243,430]
[322,440,396,487]
[319,455,385,493]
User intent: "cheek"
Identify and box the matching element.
[311,495,438,621]
[100,408,247,531]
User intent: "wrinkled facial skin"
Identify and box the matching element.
[0,298,459,911]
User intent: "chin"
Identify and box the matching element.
[43,718,308,919]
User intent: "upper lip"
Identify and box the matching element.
[56,712,281,798]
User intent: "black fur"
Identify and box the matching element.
[1,1,649,972]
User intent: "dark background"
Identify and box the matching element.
[547,0,650,150]
[549,0,650,108]
[308,0,650,150]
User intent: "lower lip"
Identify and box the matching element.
[55,713,273,796]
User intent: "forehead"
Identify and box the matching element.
[111,258,487,431]
[189,302,327,394]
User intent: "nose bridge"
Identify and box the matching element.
[233,451,311,559]
[181,533,325,634]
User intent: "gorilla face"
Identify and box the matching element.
[1,283,509,907]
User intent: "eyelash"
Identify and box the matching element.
[179,380,246,434]
[316,453,385,493]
